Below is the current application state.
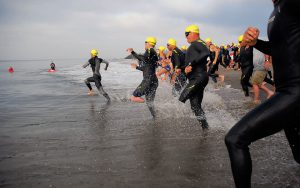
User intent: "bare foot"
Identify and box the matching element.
[267,92,274,99]
[253,100,261,105]
[131,96,145,103]
[88,90,94,96]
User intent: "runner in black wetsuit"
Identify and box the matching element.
[207,44,220,83]
[179,25,209,130]
[225,0,300,187]
[238,35,254,96]
[167,38,187,96]
[219,46,227,68]
[232,44,239,69]
[83,49,110,101]
[127,36,159,118]
[223,46,230,68]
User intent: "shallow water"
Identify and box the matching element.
[0,59,299,188]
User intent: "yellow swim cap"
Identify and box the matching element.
[238,35,244,42]
[181,45,187,51]
[158,46,166,52]
[185,24,200,34]
[90,49,98,57]
[205,38,212,43]
[145,36,157,46]
[167,38,177,46]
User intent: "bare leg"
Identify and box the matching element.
[252,84,260,104]
[259,84,274,99]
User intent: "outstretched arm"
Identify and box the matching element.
[102,59,109,70]
[254,39,272,56]
[82,61,89,68]
[243,27,272,55]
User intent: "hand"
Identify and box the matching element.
[185,65,192,74]
[264,61,272,70]
[131,63,137,69]
[243,27,260,46]
[127,48,133,53]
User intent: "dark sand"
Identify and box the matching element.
[0,62,299,188]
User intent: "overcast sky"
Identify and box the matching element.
[0,0,273,60]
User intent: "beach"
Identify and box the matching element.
[0,59,299,188]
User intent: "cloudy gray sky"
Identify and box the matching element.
[0,0,273,60]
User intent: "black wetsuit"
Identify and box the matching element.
[131,48,158,117]
[170,47,187,95]
[179,39,209,129]
[239,46,254,96]
[225,1,300,187]
[235,48,241,70]
[219,48,227,68]
[208,46,219,83]
[233,46,239,63]
[83,56,110,100]
[223,49,230,67]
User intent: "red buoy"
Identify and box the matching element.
[8,67,14,73]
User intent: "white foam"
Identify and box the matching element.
[49,59,238,130]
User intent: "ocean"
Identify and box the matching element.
[0,59,298,188]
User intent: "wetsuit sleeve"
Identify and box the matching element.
[136,64,144,71]
[133,50,146,71]
[254,39,272,55]
[131,51,144,61]
[102,59,109,70]
[82,61,90,68]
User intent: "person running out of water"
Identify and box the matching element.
[219,45,227,69]
[205,38,224,83]
[225,0,300,187]
[156,46,173,81]
[167,38,187,96]
[179,25,209,130]
[215,45,225,84]
[234,44,242,71]
[238,35,254,97]
[251,49,274,104]
[223,45,231,69]
[82,49,110,101]
[127,36,159,118]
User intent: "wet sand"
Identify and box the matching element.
[0,61,299,188]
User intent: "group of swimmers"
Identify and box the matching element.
[81,0,300,187]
